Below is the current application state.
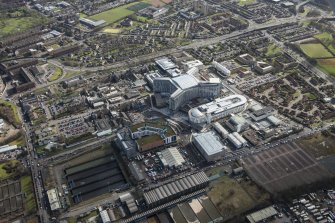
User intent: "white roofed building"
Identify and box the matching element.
[192,131,225,162]
[158,147,185,168]
[182,60,204,70]
[189,95,248,126]
[47,188,61,211]
[0,145,18,154]
[153,74,221,110]
[212,61,231,76]
[155,57,177,71]
[100,210,111,223]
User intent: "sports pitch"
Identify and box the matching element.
[299,43,333,58]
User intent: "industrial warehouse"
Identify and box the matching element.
[188,94,248,126]
[143,171,209,207]
[192,131,226,162]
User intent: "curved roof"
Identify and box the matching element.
[190,108,204,118]
[172,75,199,90]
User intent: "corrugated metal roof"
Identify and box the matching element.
[246,206,278,223]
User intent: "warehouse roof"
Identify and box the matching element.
[193,131,224,156]
[246,206,278,223]
[100,210,111,223]
[267,115,281,126]
[47,188,61,211]
[143,172,209,205]
[160,147,185,168]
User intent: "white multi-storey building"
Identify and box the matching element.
[189,95,248,125]
[153,74,221,110]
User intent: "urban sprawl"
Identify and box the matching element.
[0,0,335,223]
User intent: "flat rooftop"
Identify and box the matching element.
[193,131,224,156]
[172,75,199,90]
[155,57,177,71]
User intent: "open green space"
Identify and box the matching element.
[314,32,335,54]
[293,90,301,98]
[64,70,81,79]
[127,2,150,12]
[238,0,256,6]
[0,99,21,127]
[299,43,333,58]
[87,1,150,25]
[299,7,311,17]
[21,175,36,214]
[304,92,317,100]
[296,131,335,159]
[317,58,335,77]
[0,8,48,38]
[48,67,63,82]
[0,160,19,179]
[77,210,99,222]
[136,134,162,147]
[176,39,192,46]
[265,44,281,56]
[8,133,25,146]
[208,176,269,219]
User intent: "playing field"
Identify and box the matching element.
[238,0,256,6]
[88,1,151,25]
[314,32,335,54]
[102,28,122,33]
[299,43,333,58]
[0,9,48,37]
[317,58,335,77]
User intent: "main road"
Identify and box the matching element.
[48,16,335,73]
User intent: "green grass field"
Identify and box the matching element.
[0,99,21,127]
[48,67,63,82]
[21,175,36,214]
[314,32,335,55]
[304,92,317,100]
[8,134,26,146]
[0,160,19,179]
[265,44,281,56]
[0,9,48,38]
[299,43,333,58]
[238,0,256,6]
[87,1,145,25]
[317,59,335,77]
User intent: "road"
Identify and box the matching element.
[263,31,335,85]
[22,122,49,222]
